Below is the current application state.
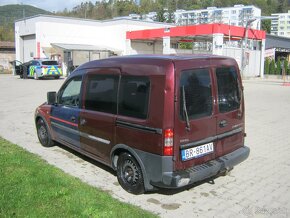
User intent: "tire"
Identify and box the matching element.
[117,153,145,195]
[36,118,54,147]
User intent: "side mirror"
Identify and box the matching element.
[47,92,57,105]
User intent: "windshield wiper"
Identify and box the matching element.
[182,86,191,131]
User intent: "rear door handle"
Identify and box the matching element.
[219,120,228,128]
[80,118,87,126]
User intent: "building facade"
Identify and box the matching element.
[15,15,173,75]
[271,10,290,37]
[174,5,261,29]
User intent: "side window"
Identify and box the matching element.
[58,76,82,107]
[216,67,241,113]
[118,76,150,119]
[84,74,118,114]
[180,68,212,120]
[31,61,39,66]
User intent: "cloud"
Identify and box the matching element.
[0,0,96,12]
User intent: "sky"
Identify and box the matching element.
[0,0,96,12]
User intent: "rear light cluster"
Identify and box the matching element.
[164,129,173,156]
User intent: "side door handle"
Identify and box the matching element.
[219,120,228,128]
[71,116,76,122]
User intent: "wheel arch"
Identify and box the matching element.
[110,144,155,191]
[35,114,54,140]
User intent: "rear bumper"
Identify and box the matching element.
[152,146,250,189]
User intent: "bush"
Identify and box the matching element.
[264,58,270,75]
[277,59,282,75]
[284,59,289,75]
[269,59,276,75]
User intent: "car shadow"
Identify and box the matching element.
[54,142,228,195]
[150,176,221,195]
[55,142,116,176]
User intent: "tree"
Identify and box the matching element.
[156,7,166,22]
[261,20,271,33]
[277,0,288,13]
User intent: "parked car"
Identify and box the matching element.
[35,55,250,194]
[14,59,62,79]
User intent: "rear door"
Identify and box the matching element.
[79,68,120,163]
[174,60,217,170]
[214,65,244,157]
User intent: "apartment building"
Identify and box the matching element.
[271,10,290,37]
[174,5,261,29]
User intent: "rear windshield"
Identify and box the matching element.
[216,67,241,113]
[41,61,58,66]
[180,68,213,120]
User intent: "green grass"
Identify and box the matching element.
[0,137,157,218]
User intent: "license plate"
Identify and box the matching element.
[181,142,214,161]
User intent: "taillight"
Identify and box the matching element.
[164,129,173,156]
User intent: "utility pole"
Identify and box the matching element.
[240,16,276,78]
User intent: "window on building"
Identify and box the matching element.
[118,76,150,119]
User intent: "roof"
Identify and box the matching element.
[127,23,266,40]
[112,54,231,60]
[77,54,235,70]
[51,43,120,52]
[265,34,290,51]
[15,14,175,27]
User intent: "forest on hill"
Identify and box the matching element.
[0,4,51,41]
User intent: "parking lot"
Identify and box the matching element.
[0,74,289,217]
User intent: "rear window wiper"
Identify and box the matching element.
[182,86,191,131]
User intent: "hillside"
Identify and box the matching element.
[0,4,51,24]
[0,4,51,41]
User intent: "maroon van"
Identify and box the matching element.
[35,55,250,194]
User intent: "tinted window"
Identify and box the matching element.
[216,67,241,113]
[31,61,39,65]
[85,75,118,114]
[42,61,58,65]
[58,76,82,107]
[180,68,212,120]
[118,76,150,119]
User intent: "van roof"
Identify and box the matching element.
[112,54,232,60]
[77,54,236,71]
